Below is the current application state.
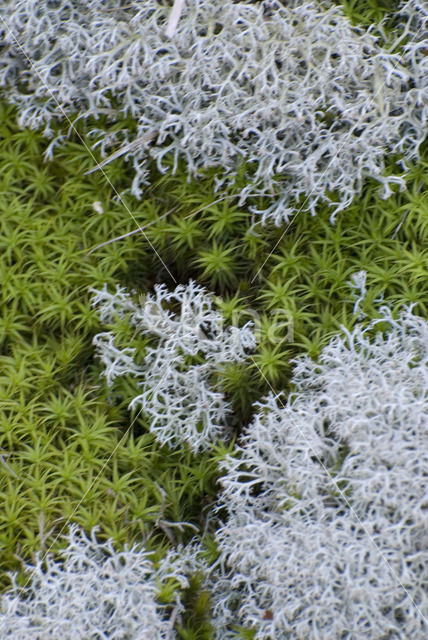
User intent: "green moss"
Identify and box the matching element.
[0,48,427,634]
[0,104,221,604]
[334,0,401,27]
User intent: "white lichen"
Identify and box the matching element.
[211,305,428,638]
[91,281,255,452]
[0,0,426,222]
[0,524,203,639]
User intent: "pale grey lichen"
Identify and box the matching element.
[91,281,255,452]
[210,305,428,638]
[0,0,426,223]
[0,524,203,639]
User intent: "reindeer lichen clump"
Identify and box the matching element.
[211,306,428,638]
[0,0,426,222]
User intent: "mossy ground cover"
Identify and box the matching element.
[0,3,427,637]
